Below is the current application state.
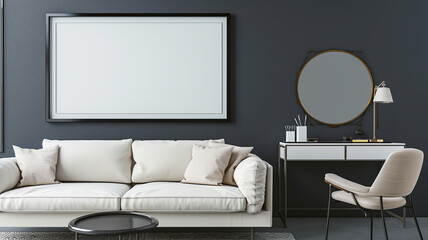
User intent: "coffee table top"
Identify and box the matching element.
[68,211,159,235]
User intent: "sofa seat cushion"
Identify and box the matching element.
[0,183,130,212]
[121,182,246,212]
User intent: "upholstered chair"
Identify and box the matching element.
[324,148,424,240]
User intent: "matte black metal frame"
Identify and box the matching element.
[45,13,231,122]
[325,184,424,240]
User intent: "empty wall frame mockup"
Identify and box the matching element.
[46,14,229,121]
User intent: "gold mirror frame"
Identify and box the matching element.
[297,50,374,127]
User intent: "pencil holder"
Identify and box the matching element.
[286,131,295,142]
[296,126,307,142]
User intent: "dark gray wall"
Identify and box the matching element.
[2,0,428,217]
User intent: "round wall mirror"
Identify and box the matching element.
[297,50,373,126]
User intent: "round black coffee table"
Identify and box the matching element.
[68,211,159,240]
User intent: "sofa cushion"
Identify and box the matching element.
[0,158,20,194]
[234,154,267,214]
[131,139,224,183]
[208,142,253,186]
[13,145,59,187]
[121,182,246,212]
[43,139,132,183]
[0,183,130,212]
[182,144,233,186]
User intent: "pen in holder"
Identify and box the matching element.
[296,126,307,142]
[286,114,308,142]
[284,125,296,142]
[286,131,295,142]
[293,114,307,142]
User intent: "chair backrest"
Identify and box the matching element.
[369,148,424,197]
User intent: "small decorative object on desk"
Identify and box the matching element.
[284,125,295,142]
[342,136,352,142]
[352,139,369,143]
[294,114,307,142]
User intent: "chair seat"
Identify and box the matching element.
[332,190,406,210]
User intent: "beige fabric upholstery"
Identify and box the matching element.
[13,145,59,187]
[369,148,424,197]
[131,139,225,183]
[325,148,424,211]
[121,182,246,212]
[208,141,253,186]
[0,183,130,212]
[325,173,370,195]
[0,158,21,194]
[332,190,406,210]
[234,154,267,214]
[182,144,233,185]
[43,139,133,183]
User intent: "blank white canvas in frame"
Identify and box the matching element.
[48,16,228,120]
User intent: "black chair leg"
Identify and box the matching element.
[409,195,423,240]
[370,213,373,240]
[325,184,332,240]
[379,197,389,240]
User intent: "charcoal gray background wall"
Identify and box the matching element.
[2,0,428,217]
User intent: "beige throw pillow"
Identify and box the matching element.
[209,142,253,186]
[182,144,233,186]
[13,145,59,187]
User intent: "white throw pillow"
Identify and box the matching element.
[182,144,233,186]
[208,142,253,186]
[131,139,224,183]
[13,145,59,187]
[43,139,132,183]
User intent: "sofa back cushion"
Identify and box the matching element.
[42,139,133,183]
[132,140,224,183]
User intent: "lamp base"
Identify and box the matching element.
[369,139,384,143]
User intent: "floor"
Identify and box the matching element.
[1,217,427,240]
[279,217,428,240]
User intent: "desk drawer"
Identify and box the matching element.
[346,146,405,160]
[287,146,345,160]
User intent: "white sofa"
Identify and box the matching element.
[0,139,272,230]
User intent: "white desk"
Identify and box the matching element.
[278,142,405,227]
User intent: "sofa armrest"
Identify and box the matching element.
[0,157,20,193]
[234,154,268,214]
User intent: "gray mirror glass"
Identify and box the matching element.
[297,50,373,126]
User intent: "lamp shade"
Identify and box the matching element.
[373,87,393,103]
